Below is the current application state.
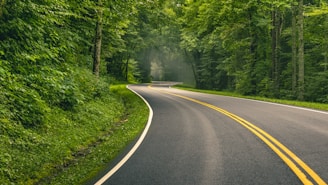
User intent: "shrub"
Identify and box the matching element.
[6,82,49,128]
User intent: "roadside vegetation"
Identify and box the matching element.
[43,84,149,185]
[1,1,151,184]
[175,84,328,111]
[1,68,148,185]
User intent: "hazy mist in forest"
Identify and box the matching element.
[147,48,195,86]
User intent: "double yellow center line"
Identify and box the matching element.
[149,85,327,185]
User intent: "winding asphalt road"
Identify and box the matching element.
[91,83,328,185]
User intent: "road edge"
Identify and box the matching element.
[94,85,154,185]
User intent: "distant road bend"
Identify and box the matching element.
[92,83,328,185]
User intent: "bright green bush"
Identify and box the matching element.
[6,84,49,128]
[0,67,127,184]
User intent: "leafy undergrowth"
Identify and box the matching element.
[0,67,148,184]
[45,85,149,185]
[174,85,328,111]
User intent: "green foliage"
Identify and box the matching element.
[6,82,49,128]
[306,72,328,103]
[176,0,328,103]
[47,85,148,185]
[0,0,98,126]
[73,68,113,101]
[0,67,126,184]
[0,0,142,183]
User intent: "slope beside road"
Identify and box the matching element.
[90,84,328,185]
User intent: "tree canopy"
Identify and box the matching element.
[1,0,328,131]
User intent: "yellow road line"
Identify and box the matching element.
[149,85,327,185]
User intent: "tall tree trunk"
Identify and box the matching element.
[297,0,304,100]
[325,54,327,71]
[191,51,201,88]
[325,19,328,72]
[0,0,5,17]
[271,9,277,95]
[271,7,282,97]
[93,0,103,77]
[248,8,257,95]
[291,4,298,96]
[125,55,130,81]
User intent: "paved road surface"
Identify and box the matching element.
[90,84,328,185]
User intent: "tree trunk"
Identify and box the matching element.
[186,50,200,88]
[271,7,282,97]
[271,9,277,94]
[291,4,298,95]
[125,56,130,81]
[324,19,328,72]
[93,0,103,77]
[0,0,5,17]
[297,0,304,100]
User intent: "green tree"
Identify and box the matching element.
[178,0,328,102]
[93,0,103,77]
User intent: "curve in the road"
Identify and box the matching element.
[94,85,154,185]
[150,85,327,185]
[93,84,327,185]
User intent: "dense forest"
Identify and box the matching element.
[177,0,328,103]
[146,0,328,103]
[1,0,328,183]
[1,0,328,126]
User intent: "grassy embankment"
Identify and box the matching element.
[0,69,149,184]
[43,84,149,185]
[174,85,328,111]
